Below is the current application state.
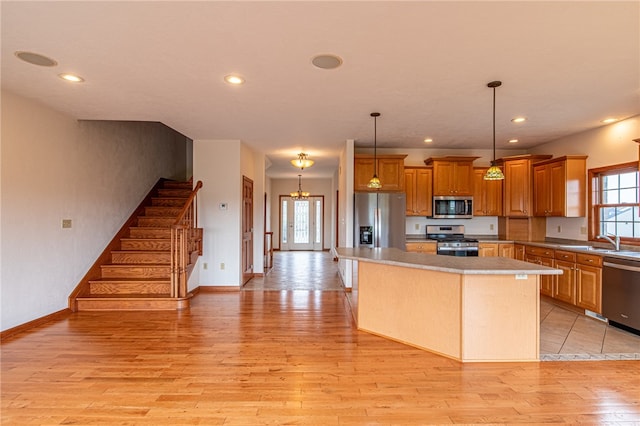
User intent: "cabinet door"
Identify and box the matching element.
[479,243,498,257]
[504,159,531,217]
[540,256,555,296]
[533,164,551,216]
[554,260,576,304]
[453,161,474,195]
[377,158,404,191]
[433,161,455,195]
[499,243,514,258]
[404,169,417,215]
[549,161,567,216]
[576,264,602,313]
[354,158,376,191]
[473,169,487,215]
[514,244,525,261]
[415,168,433,216]
[405,242,436,254]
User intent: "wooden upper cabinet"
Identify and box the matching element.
[500,155,552,217]
[533,156,587,217]
[405,167,433,216]
[424,156,478,196]
[473,167,503,216]
[354,154,406,192]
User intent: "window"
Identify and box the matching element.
[589,162,640,243]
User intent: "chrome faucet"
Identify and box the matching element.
[597,233,620,251]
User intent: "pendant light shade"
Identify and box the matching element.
[290,152,314,170]
[484,81,505,181]
[367,112,383,189]
[290,174,310,200]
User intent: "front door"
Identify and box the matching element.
[242,176,254,284]
[280,196,323,251]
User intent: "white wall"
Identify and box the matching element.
[1,91,189,331]
[193,140,242,286]
[529,115,639,241]
[269,177,333,250]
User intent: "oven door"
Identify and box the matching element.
[437,246,479,257]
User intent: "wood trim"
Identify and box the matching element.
[67,178,169,311]
[1,308,72,340]
[197,285,240,292]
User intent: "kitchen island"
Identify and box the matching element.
[335,247,561,362]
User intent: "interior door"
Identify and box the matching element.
[242,176,254,284]
[281,196,323,251]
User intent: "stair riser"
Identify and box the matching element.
[144,207,183,217]
[120,240,171,251]
[137,217,175,227]
[89,282,171,295]
[101,265,170,279]
[163,181,193,189]
[129,228,171,238]
[76,298,190,311]
[112,252,171,264]
[157,189,192,198]
[151,198,187,207]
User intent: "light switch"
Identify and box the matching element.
[62,219,72,229]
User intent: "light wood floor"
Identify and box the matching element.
[2,252,640,424]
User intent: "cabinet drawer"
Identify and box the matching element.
[525,245,555,258]
[555,250,576,262]
[576,253,602,267]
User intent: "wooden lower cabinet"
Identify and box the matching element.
[405,242,437,254]
[554,259,576,304]
[479,242,514,258]
[514,243,525,261]
[524,245,603,313]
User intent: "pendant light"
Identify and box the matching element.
[290,174,310,200]
[484,81,505,180]
[290,152,314,170]
[367,112,382,189]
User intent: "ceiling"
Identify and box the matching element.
[2,1,638,178]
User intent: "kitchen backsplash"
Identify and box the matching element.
[406,216,590,240]
[406,216,498,236]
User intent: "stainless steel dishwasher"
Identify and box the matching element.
[602,256,640,334]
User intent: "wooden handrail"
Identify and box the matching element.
[170,180,204,298]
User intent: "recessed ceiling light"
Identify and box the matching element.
[15,51,57,67]
[311,54,343,70]
[511,117,526,123]
[601,117,618,124]
[424,138,433,143]
[508,139,519,143]
[224,74,245,85]
[58,73,84,83]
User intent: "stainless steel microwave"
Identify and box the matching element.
[432,196,473,219]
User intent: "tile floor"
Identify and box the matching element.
[246,250,640,361]
[540,299,640,361]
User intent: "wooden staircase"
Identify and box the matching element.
[71,180,202,311]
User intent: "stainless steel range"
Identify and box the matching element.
[426,225,479,257]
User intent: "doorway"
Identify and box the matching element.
[280,196,323,251]
[242,176,254,284]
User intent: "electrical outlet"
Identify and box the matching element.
[557,225,562,233]
[489,224,494,231]
[580,226,587,235]
[220,263,225,270]
[203,262,208,270]
[62,219,72,229]
[414,223,420,231]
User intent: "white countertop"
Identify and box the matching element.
[335,247,561,276]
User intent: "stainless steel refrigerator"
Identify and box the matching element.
[354,192,406,249]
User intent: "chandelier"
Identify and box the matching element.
[290,153,314,170]
[290,174,310,200]
[484,81,505,180]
